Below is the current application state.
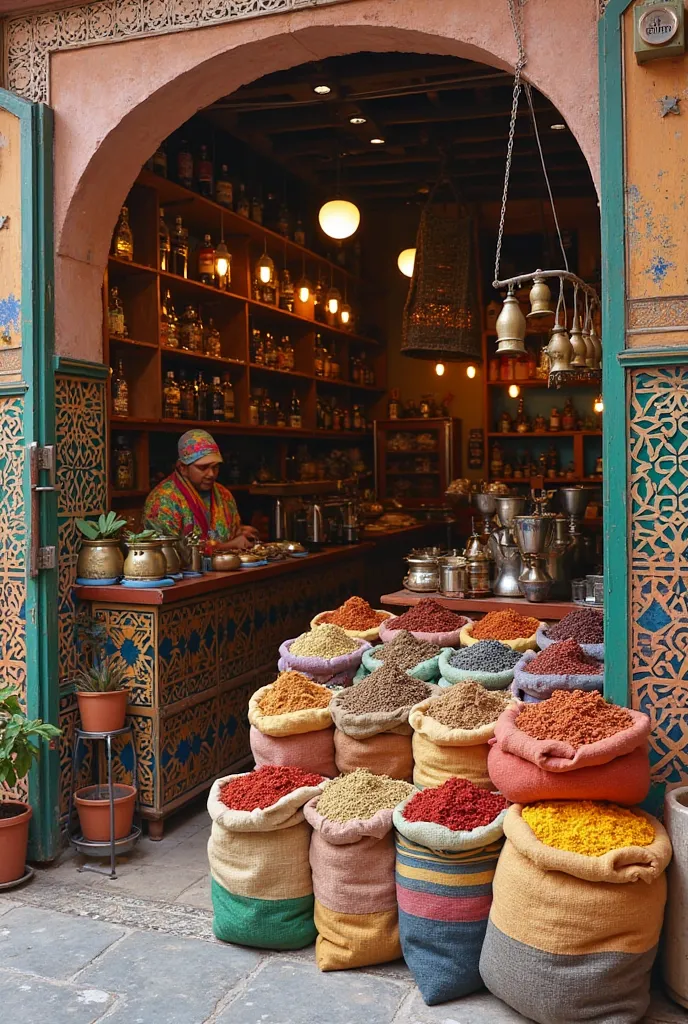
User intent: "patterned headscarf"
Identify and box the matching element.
[178,429,222,466]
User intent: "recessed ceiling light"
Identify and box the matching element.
[550,122,567,131]
[349,116,367,125]
[313,84,332,95]
[370,137,385,145]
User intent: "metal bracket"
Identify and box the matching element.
[37,546,56,570]
[29,443,58,576]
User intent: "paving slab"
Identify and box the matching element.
[175,875,213,912]
[394,989,531,1024]
[217,958,407,1024]
[0,905,124,979]
[0,967,116,1023]
[78,927,261,1024]
[0,898,21,916]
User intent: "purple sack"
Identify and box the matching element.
[278,636,371,689]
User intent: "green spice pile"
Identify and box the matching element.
[340,663,431,714]
[316,769,414,822]
[448,640,521,673]
[290,624,360,659]
[426,681,511,729]
[373,630,441,672]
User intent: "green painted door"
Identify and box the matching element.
[0,88,59,860]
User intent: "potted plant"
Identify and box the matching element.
[0,684,61,885]
[75,657,130,734]
[123,529,167,581]
[76,511,127,581]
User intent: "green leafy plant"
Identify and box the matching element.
[0,685,61,789]
[76,512,127,541]
[125,529,159,543]
[75,659,129,694]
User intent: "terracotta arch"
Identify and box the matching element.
[50,0,599,359]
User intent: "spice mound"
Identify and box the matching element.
[471,609,541,641]
[319,596,387,630]
[525,637,603,676]
[402,776,507,832]
[449,640,521,673]
[425,680,511,729]
[386,598,467,633]
[522,800,655,856]
[316,768,414,822]
[516,689,633,748]
[547,608,604,644]
[290,624,360,659]
[374,631,441,672]
[258,672,332,716]
[341,663,431,714]
[219,765,324,811]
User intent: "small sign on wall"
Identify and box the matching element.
[634,1,685,63]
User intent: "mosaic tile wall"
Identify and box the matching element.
[630,366,688,787]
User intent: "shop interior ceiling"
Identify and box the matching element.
[204,52,596,205]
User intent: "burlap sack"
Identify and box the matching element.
[480,805,672,1024]
[248,684,337,777]
[460,621,540,652]
[362,645,445,682]
[380,618,472,648]
[303,797,403,971]
[536,624,604,661]
[438,647,515,690]
[512,649,603,700]
[207,772,325,950]
[409,696,512,789]
[278,636,370,688]
[311,609,394,642]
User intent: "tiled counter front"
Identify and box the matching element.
[77,556,366,834]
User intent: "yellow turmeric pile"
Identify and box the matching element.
[522,800,655,857]
[258,671,332,715]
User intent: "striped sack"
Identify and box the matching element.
[480,805,672,1024]
[303,797,403,971]
[393,799,505,1005]
[207,772,325,950]
[249,685,337,777]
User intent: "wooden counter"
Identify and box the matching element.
[380,590,578,621]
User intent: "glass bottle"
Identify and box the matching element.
[277,204,290,238]
[314,334,324,377]
[159,208,171,272]
[262,394,275,426]
[180,305,198,351]
[332,404,341,432]
[388,389,400,419]
[322,341,331,380]
[351,354,360,384]
[354,404,363,430]
[108,287,125,338]
[285,336,295,371]
[152,143,167,178]
[177,139,193,189]
[112,435,135,491]
[204,318,221,357]
[316,398,324,429]
[161,290,179,349]
[195,372,209,421]
[163,370,181,419]
[279,269,294,312]
[196,144,213,198]
[198,234,215,286]
[222,374,235,422]
[343,406,351,431]
[179,371,195,420]
[264,333,277,369]
[171,216,188,278]
[113,206,134,262]
[216,164,233,209]
[294,216,306,247]
[251,194,264,224]
[330,343,340,380]
[111,359,129,416]
[275,401,287,428]
[289,390,302,429]
[314,280,325,323]
[251,328,264,365]
[236,184,250,218]
[210,377,224,422]
[276,336,287,371]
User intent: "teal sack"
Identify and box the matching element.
[438,649,514,690]
[362,646,445,682]
[211,880,316,950]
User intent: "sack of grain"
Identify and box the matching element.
[438,645,518,690]
[394,792,505,1005]
[278,633,370,688]
[480,804,671,1024]
[248,679,337,778]
[378,600,472,647]
[311,606,394,642]
[361,645,444,683]
[208,771,325,950]
[536,624,604,661]
[460,621,540,652]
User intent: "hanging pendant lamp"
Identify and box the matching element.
[318,199,360,240]
[495,286,527,355]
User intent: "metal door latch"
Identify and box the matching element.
[37,546,56,569]
[33,444,57,492]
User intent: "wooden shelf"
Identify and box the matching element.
[110,335,159,350]
[490,476,603,485]
[487,379,598,388]
[111,416,371,440]
[249,363,312,380]
[386,470,441,476]
[109,255,157,276]
[488,431,602,438]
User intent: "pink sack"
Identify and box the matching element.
[250,725,338,778]
[379,618,473,648]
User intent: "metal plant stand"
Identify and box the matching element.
[67,725,140,879]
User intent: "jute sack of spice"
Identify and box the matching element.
[393,782,507,1005]
[479,803,671,1024]
[248,674,337,778]
[409,683,513,789]
[361,632,446,683]
[488,696,651,805]
[379,600,472,647]
[459,608,543,652]
[207,768,325,950]
[278,628,370,688]
[512,641,603,701]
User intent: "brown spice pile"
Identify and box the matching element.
[547,608,604,644]
[319,596,387,630]
[374,631,441,672]
[258,671,332,716]
[426,681,511,729]
[525,637,602,676]
[386,599,467,633]
[472,609,541,641]
[517,689,633,749]
[316,769,414,822]
[340,663,431,714]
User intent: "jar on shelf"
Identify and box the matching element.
[562,399,576,431]
[180,305,200,352]
[499,411,513,434]
[204,319,221,358]
[112,435,135,491]
[549,406,561,432]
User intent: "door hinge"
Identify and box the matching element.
[34,444,57,492]
[37,546,56,570]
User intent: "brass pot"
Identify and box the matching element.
[123,540,167,581]
[159,537,182,575]
[76,538,124,580]
[211,552,241,572]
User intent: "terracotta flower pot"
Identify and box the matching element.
[76,689,128,733]
[0,801,32,884]
[75,784,136,842]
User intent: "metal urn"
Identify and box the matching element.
[527,274,554,319]
[546,324,573,373]
[514,514,556,602]
[568,315,588,367]
[492,495,526,598]
[495,286,527,355]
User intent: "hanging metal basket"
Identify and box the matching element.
[401,179,481,362]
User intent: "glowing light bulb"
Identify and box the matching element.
[259,265,272,284]
[298,285,310,303]
[214,240,231,286]
[435,362,445,377]
[340,304,351,325]
[326,287,341,315]
[594,395,604,414]
[397,248,416,278]
[508,384,520,398]
[313,84,331,95]
[466,364,477,379]
[318,199,360,240]
[255,252,274,286]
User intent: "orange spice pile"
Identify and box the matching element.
[472,609,541,641]
[258,671,332,715]
[319,596,386,630]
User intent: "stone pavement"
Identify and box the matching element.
[0,798,686,1024]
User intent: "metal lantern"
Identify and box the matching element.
[526,273,554,318]
[590,322,602,368]
[546,323,573,372]
[255,251,275,285]
[495,286,527,355]
[569,314,588,367]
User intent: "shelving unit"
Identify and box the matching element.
[374,418,462,507]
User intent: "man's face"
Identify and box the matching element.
[181,457,220,492]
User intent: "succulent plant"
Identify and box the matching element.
[76,512,127,541]
[75,659,129,694]
[125,529,159,543]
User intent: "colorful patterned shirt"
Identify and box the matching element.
[143,471,241,541]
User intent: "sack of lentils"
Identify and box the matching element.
[379,599,471,647]
[278,624,370,688]
[438,641,521,690]
[330,665,439,780]
[488,691,651,805]
[248,671,337,778]
[409,681,513,789]
[303,769,416,971]
[512,638,603,701]
[536,607,604,660]
[207,766,326,950]
[480,801,672,1024]
[311,596,394,642]
[362,631,444,682]
[460,609,542,652]
[394,779,507,1005]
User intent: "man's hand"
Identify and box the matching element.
[239,524,260,541]
[219,534,253,551]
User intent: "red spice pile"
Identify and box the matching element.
[525,637,603,676]
[403,777,507,831]
[517,689,633,748]
[219,765,324,811]
[387,598,467,633]
[320,596,387,630]
[547,608,604,644]
[472,609,541,641]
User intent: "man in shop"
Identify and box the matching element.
[143,429,258,551]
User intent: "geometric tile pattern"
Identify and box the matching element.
[94,607,156,707]
[159,600,217,706]
[0,395,27,695]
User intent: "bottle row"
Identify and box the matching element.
[112,359,236,422]
[489,442,603,482]
[496,398,602,434]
